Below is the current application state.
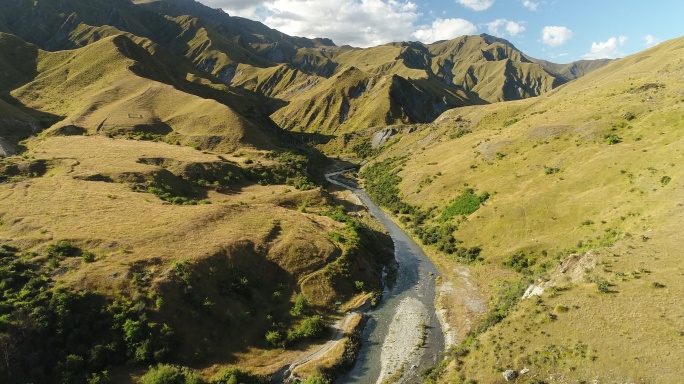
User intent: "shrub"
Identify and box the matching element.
[288,316,325,342]
[302,376,329,384]
[327,231,345,243]
[502,117,520,127]
[211,368,270,384]
[265,330,283,348]
[503,251,537,274]
[359,158,415,215]
[605,134,622,145]
[45,240,79,258]
[555,305,569,313]
[82,251,96,263]
[140,364,203,384]
[291,293,308,316]
[351,140,379,159]
[544,166,560,175]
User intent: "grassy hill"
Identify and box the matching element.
[262,34,606,134]
[353,36,684,383]
[0,31,279,152]
[0,29,393,384]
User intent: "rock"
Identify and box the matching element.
[520,367,530,375]
[503,369,517,381]
[371,127,399,148]
[0,137,17,157]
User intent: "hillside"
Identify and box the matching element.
[0,22,394,384]
[353,36,684,383]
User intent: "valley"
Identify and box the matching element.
[0,0,682,383]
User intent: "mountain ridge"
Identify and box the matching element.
[0,0,611,136]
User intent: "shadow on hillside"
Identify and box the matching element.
[288,131,337,146]
[0,95,64,150]
[154,240,305,366]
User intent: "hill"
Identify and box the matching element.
[353,36,684,383]
[0,27,392,384]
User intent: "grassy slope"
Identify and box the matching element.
[2,33,274,152]
[264,35,578,134]
[0,31,393,383]
[0,133,393,382]
[361,37,684,383]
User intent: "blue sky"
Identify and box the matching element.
[200,0,683,63]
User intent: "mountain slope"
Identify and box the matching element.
[0,30,394,384]
[0,1,610,136]
[0,32,279,151]
[356,36,684,383]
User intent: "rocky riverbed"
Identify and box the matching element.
[326,168,445,384]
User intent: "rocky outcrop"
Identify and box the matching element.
[372,127,399,148]
[503,369,517,381]
[0,137,17,157]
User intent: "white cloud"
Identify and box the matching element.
[486,19,526,37]
[201,0,269,19]
[582,36,627,59]
[216,0,421,48]
[522,0,538,11]
[542,26,573,47]
[644,34,661,47]
[456,0,495,11]
[548,52,569,59]
[413,18,477,43]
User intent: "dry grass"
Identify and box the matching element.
[0,135,379,379]
[361,37,684,382]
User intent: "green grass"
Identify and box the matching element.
[439,188,489,221]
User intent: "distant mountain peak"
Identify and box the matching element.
[478,33,519,50]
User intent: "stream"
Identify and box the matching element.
[326,169,445,384]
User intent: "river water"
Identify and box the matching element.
[326,171,444,384]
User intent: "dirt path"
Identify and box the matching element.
[280,312,361,382]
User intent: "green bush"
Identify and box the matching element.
[605,134,622,145]
[265,330,283,348]
[82,251,96,263]
[359,158,415,215]
[503,251,537,274]
[302,376,329,384]
[502,117,520,127]
[351,140,379,159]
[0,246,174,383]
[291,293,308,316]
[440,188,489,221]
[45,240,79,258]
[140,364,203,384]
[211,367,270,384]
[287,316,325,342]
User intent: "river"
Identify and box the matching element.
[326,169,444,384]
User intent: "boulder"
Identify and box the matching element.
[503,369,517,381]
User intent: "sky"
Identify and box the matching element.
[198,0,683,63]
